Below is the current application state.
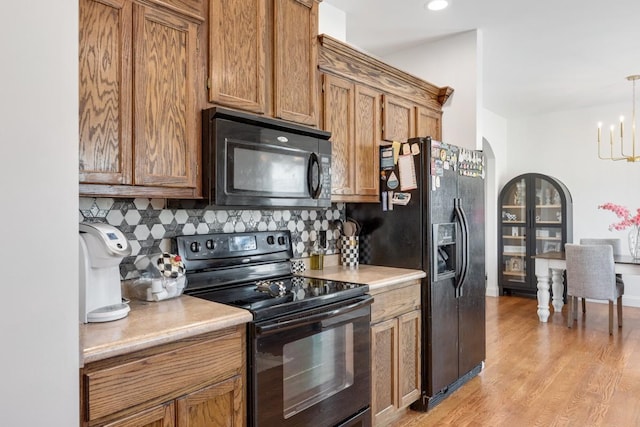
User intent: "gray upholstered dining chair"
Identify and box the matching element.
[577,238,625,313]
[565,244,623,334]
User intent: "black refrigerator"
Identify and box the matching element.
[347,136,485,410]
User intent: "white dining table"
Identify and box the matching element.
[533,252,640,322]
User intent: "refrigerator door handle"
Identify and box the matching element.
[454,199,470,298]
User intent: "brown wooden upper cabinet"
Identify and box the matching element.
[382,94,415,143]
[416,105,442,142]
[322,74,380,202]
[382,96,443,144]
[79,0,205,198]
[318,35,451,203]
[208,0,318,127]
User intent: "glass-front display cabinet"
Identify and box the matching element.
[498,173,573,296]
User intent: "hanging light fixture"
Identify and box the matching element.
[598,75,640,162]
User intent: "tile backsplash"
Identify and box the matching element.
[79,197,345,280]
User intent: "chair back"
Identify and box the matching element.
[579,238,622,256]
[565,244,616,300]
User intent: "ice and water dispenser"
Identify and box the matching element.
[432,223,456,281]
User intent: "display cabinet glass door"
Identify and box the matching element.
[500,178,527,287]
[499,173,572,296]
[533,177,563,255]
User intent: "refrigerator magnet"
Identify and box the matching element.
[392,141,401,164]
[380,146,395,170]
[387,171,399,190]
[411,143,420,155]
[398,155,417,191]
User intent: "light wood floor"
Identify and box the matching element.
[393,295,640,427]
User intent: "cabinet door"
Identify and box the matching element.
[354,85,381,198]
[103,402,175,427]
[371,318,397,426]
[382,94,415,143]
[323,74,355,197]
[533,176,564,255]
[415,106,441,141]
[79,0,133,185]
[397,310,421,408]
[133,4,198,188]
[208,0,267,114]
[176,375,244,427]
[499,177,528,290]
[273,0,318,126]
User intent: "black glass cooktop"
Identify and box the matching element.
[185,275,368,321]
[176,231,369,321]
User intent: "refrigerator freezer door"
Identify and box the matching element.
[429,276,459,394]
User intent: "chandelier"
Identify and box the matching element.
[598,75,640,162]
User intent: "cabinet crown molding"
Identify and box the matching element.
[318,34,453,108]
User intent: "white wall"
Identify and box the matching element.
[383,31,480,151]
[0,2,79,425]
[508,104,640,306]
[319,2,346,41]
[483,109,509,297]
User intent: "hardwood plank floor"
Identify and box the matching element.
[393,295,640,427]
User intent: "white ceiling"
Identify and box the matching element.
[323,0,640,119]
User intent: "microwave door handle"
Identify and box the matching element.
[307,152,322,199]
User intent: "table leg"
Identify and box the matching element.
[535,269,551,322]
[551,268,565,313]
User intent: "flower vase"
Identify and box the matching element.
[629,226,640,259]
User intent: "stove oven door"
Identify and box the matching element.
[250,296,372,427]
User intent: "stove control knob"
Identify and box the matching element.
[190,241,201,252]
[206,239,215,250]
[267,235,275,245]
[278,236,286,245]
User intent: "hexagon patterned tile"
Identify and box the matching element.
[79,197,346,279]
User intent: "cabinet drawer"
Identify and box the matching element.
[370,280,421,323]
[83,329,243,422]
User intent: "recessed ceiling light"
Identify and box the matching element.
[426,0,449,11]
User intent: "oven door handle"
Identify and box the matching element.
[255,297,372,335]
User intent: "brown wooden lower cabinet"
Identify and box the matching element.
[80,326,245,427]
[102,402,175,427]
[176,375,243,427]
[369,280,421,427]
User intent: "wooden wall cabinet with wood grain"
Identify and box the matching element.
[322,74,381,202]
[208,0,319,127]
[318,35,451,203]
[369,280,422,427]
[80,327,245,427]
[79,0,205,198]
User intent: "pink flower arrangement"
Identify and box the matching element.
[598,203,640,231]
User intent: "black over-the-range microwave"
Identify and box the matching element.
[202,107,332,208]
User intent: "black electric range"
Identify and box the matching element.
[175,230,373,427]
[174,230,368,320]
